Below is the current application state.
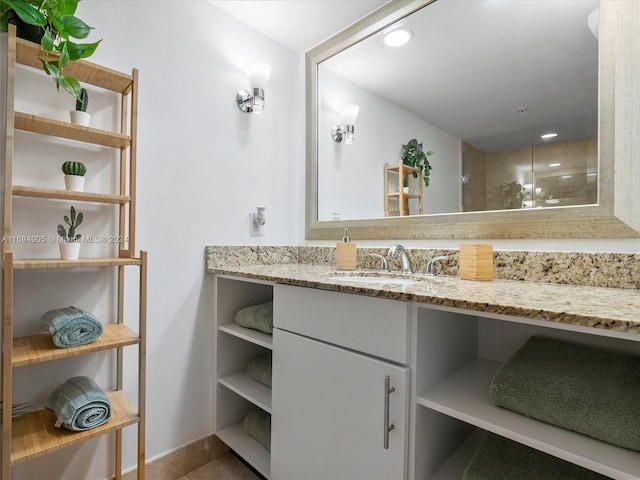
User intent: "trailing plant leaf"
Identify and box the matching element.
[401,138,434,188]
[59,14,91,39]
[4,0,46,26]
[65,39,100,60]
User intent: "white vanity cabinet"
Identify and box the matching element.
[271,285,410,480]
[213,275,274,478]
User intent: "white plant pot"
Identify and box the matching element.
[59,242,81,260]
[69,110,90,126]
[64,175,85,192]
[403,186,410,194]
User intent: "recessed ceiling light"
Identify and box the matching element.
[383,28,413,47]
[587,172,597,176]
[549,163,561,167]
[540,133,558,139]
[561,175,572,179]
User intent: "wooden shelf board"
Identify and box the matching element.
[13,324,139,368]
[11,390,138,464]
[417,358,640,479]
[386,163,420,174]
[16,38,133,93]
[218,372,272,414]
[216,422,270,479]
[13,257,142,270]
[219,324,273,350]
[13,186,130,205]
[387,193,421,199]
[15,112,130,149]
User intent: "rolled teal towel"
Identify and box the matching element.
[235,301,273,334]
[490,336,640,451]
[41,306,103,348]
[44,376,111,431]
[463,433,610,480]
[246,354,272,388]
[244,408,271,451]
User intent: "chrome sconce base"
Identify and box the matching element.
[237,87,265,114]
[331,124,354,143]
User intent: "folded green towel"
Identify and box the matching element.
[491,336,640,451]
[247,354,272,388]
[464,433,610,480]
[235,301,273,334]
[41,306,103,348]
[44,376,111,431]
[244,408,271,451]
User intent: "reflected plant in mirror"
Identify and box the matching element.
[401,138,433,188]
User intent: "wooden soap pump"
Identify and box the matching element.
[336,228,357,270]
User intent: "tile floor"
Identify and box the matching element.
[178,452,261,480]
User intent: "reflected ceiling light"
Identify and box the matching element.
[236,61,272,114]
[549,162,561,167]
[540,132,558,139]
[331,104,360,144]
[587,172,597,176]
[382,28,413,47]
[561,175,572,179]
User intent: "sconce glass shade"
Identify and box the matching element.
[247,61,272,89]
[587,8,599,40]
[237,61,272,114]
[339,104,360,125]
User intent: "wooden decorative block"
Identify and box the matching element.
[459,244,493,281]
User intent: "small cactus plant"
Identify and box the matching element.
[75,88,89,112]
[61,161,87,176]
[57,206,83,243]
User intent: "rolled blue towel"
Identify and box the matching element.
[44,376,111,431]
[41,306,103,348]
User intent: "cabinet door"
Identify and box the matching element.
[271,328,409,480]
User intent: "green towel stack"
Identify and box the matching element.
[464,433,610,480]
[246,354,272,388]
[490,336,640,452]
[244,408,271,451]
[235,301,273,334]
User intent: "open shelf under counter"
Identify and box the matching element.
[216,422,270,479]
[11,390,138,465]
[16,38,133,93]
[13,257,142,270]
[218,324,273,350]
[417,358,640,479]
[218,372,272,413]
[13,186,130,205]
[12,324,139,368]
[430,430,484,480]
[14,112,131,149]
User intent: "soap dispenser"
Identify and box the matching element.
[336,228,357,270]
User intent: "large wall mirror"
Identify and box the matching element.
[305,0,640,240]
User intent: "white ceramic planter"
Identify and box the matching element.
[59,242,81,260]
[69,110,90,126]
[403,186,410,194]
[64,175,85,192]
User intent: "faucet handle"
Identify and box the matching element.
[425,256,449,276]
[370,253,389,273]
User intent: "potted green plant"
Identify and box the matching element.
[0,0,101,100]
[57,205,83,259]
[401,138,433,188]
[69,87,89,126]
[61,160,86,191]
[501,181,525,209]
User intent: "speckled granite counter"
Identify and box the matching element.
[206,252,640,335]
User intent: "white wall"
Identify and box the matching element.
[6,1,304,478]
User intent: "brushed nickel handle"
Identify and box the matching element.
[384,375,396,449]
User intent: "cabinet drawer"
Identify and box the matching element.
[274,284,409,364]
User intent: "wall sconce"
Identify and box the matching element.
[331,104,360,144]
[237,61,272,114]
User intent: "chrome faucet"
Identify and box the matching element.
[425,256,448,276]
[388,244,413,274]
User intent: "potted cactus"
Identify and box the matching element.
[69,87,89,126]
[57,205,83,260]
[61,161,86,191]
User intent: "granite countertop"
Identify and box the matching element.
[208,262,640,335]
